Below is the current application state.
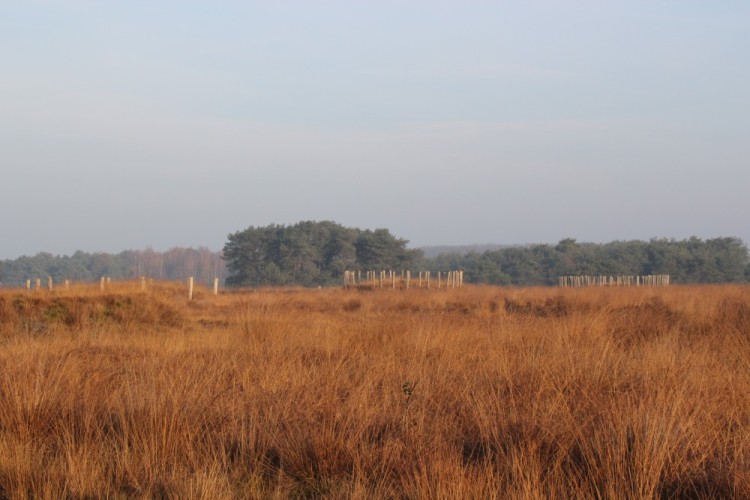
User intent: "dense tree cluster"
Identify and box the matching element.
[428,237,750,286]
[222,221,422,287]
[0,248,224,287]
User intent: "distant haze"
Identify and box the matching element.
[2,2,748,259]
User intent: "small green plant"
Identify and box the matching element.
[402,380,418,407]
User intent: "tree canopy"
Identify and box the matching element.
[222,221,422,287]
[444,237,750,286]
[0,248,223,287]
[1,226,748,289]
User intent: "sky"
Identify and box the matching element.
[1,1,749,259]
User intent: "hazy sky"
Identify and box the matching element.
[2,1,749,259]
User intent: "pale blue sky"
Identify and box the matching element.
[1,1,749,258]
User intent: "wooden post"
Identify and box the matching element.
[65,279,70,290]
[36,278,41,290]
[392,272,395,289]
[26,279,31,291]
[213,277,219,295]
[426,271,431,289]
[106,277,112,288]
[419,271,422,288]
[188,276,194,301]
[438,272,441,289]
[100,276,105,291]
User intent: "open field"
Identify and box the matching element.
[1,283,749,498]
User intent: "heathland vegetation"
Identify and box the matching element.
[1,221,749,287]
[0,283,749,497]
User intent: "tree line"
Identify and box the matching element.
[2,221,748,287]
[428,236,750,286]
[0,247,224,287]
[223,222,749,287]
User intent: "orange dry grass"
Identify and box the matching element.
[0,283,749,498]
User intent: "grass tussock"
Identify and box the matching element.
[0,282,749,498]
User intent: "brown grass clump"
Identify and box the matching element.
[0,282,749,498]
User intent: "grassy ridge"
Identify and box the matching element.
[0,283,749,498]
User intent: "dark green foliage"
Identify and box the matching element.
[223,221,423,287]
[2,228,747,289]
[452,236,749,286]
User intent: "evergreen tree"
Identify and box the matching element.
[222,221,422,287]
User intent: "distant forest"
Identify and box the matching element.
[0,247,224,287]
[1,221,749,287]
[433,236,750,286]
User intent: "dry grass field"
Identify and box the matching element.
[0,282,749,498]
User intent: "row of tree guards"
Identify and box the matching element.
[21,273,672,296]
[22,276,221,301]
[24,277,72,291]
[22,276,156,292]
[343,270,465,289]
[187,277,220,300]
[558,275,671,287]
